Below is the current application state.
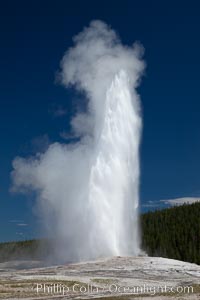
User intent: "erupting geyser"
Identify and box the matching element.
[12,20,145,262]
[88,70,141,257]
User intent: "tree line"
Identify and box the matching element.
[0,202,199,264]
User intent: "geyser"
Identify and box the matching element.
[12,20,145,262]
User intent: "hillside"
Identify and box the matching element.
[141,201,200,264]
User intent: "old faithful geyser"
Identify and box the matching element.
[87,70,141,257]
[12,21,145,261]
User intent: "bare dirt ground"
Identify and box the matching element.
[0,256,199,299]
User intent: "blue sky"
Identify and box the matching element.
[0,0,200,241]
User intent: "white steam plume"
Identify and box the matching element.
[11,20,145,262]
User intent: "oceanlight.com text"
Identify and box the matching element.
[35,283,194,296]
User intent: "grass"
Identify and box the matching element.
[0,281,199,299]
[0,279,90,299]
[87,284,200,300]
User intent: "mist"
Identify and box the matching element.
[11,20,145,262]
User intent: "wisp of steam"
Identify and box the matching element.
[12,20,145,262]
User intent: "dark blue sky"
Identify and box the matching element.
[1,0,200,241]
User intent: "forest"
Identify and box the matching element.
[141,201,200,265]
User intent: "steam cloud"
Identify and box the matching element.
[12,20,145,262]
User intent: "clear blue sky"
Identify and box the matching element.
[0,0,200,241]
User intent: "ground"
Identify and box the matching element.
[0,256,199,299]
